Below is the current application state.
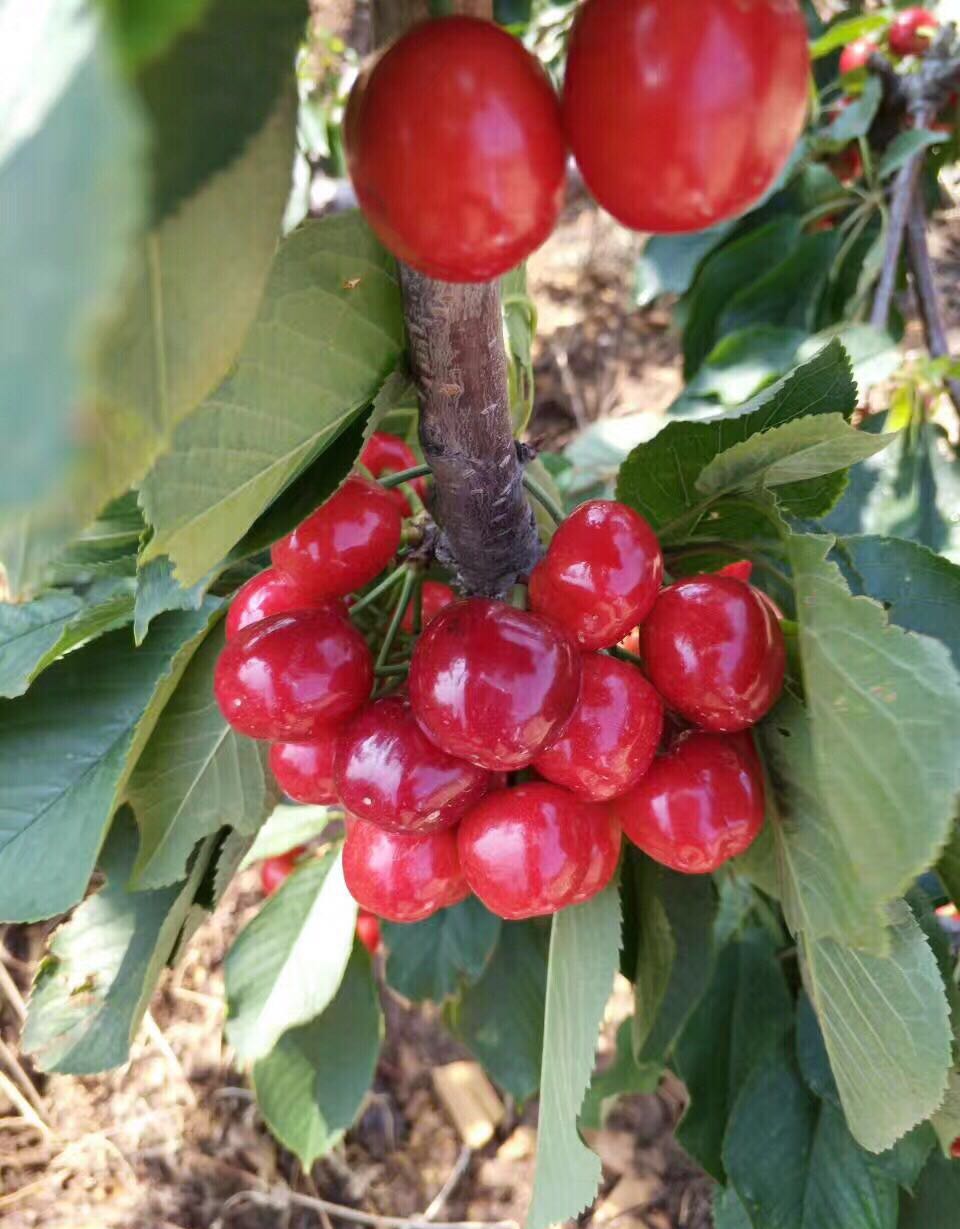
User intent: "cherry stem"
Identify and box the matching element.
[378,464,432,490]
[376,568,416,670]
[411,574,424,636]
[521,472,565,527]
[374,662,411,677]
[608,645,644,667]
[349,567,407,617]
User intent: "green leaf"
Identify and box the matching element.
[823,77,883,145]
[717,232,839,343]
[634,225,734,308]
[225,848,357,1062]
[713,1186,753,1229]
[140,214,404,586]
[103,0,212,67]
[580,1019,660,1131]
[900,1151,960,1228]
[0,604,218,922]
[133,557,210,645]
[22,809,213,1074]
[937,824,960,908]
[809,14,888,57]
[127,623,277,889]
[879,130,945,179]
[213,829,255,905]
[383,897,501,1003]
[240,805,335,869]
[527,883,621,1229]
[670,325,807,417]
[447,920,548,1103]
[252,945,383,1168]
[48,493,144,585]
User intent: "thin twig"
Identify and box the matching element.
[0,1035,46,1118]
[0,1068,52,1140]
[142,1011,198,1107]
[521,472,565,526]
[220,1187,517,1229]
[0,952,27,1023]
[424,1146,473,1222]
[905,187,960,416]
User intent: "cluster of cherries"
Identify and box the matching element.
[215,434,785,926]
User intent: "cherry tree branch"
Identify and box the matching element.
[905,189,960,416]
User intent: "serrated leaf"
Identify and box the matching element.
[383,897,501,1003]
[527,883,621,1229]
[0,604,218,922]
[140,214,404,586]
[252,945,383,1168]
[239,804,335,869]
[22,809,213,1074]
[225,848,357,1062]
[127,623,277,889]
[133,556,210,644]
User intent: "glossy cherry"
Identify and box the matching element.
[457,783,593,919]
[409,599,581,771]
[616,731,765,873]
[401,580,456,634]
[571,807,622,904]
[356,911,382,954]
[534,654,664,802]
[562,0,810,234]
[343,819,467,923]
[528,500,663,651]
[640,576,785,732]
[335,695,491,833]
[260,848,306,896]
[716,560,754,585]
[272,476,402,601]
[270,731,339,805]
[344,16,566,282]
[889,8,937,57]
[226,568,337,641]
[360,431,428,515]
[839,36,876,75]
[214,610,373,741]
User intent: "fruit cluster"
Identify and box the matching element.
[215,446,785,926]
[344,0,810,282]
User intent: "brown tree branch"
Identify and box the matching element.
[905,188,960,417]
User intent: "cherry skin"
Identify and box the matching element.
[360,431,428,516]
[839,36,876,75]
[272,476,402,601]
[716,560,753,585]
[889,8,937,57]
[226,567,339,641]
[409,599,581,771]
[345,16,566,282]
[528,500,663,651]
[570,807,622,905]
[343,819,467,923]
[260,848,306,896]
[640,576,786,732]
[951,1135,960,1160]
[534,654,664,802]
[356,911,382,954]
[401,580,456,635]
[457,783,593,919]
[270,731,339,805]
[335,696,491,834]
[616,731,765,873]
[214,610,373,741]
[562,0,809,234]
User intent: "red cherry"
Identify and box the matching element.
[839,36,876,75]
[889,8,938,57]
[270,731,339,804]
[951,1136,960,1160]
[409,599,581,771]
[335,696,491,834]
[528,500,663,651]
[260,848,306,896]
[343,819,467,923]
[640,576,786,732]
[272,476,402,601]
[534,654,664,802]
[616,731,765,873]
[401,580,456,634]
[226,568,336,641]
[214,610,373,741]
[457,783,593,919]
[356,911,382,954]
[360,432,428,515]
[344,16,566,282]
[829,144,864,185]
[571,807,622,904]
[716,560,753,585]
[562,0,809,234]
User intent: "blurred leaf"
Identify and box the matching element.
[580,1020,659,1131]
[213,829,254,905]
[718,232,838,341]
[809,14,887,57]
[103,0,211,65]
[713,1186,753,1229]
[670,326,807,417]
[635,225,734,308]
[900,1152,960,1227]
[133,557,209,644]
[240,805,334,869]
[937,824,960,908]
[824,76,882,144]
[383,897,501,1003]
[879,130,945,178]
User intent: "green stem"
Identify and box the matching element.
[521,471,565,526]
[374,662,411,677]
[348,567,407,617]
[377,568,416,670]
[378,464,432,490]
[608,645,644,667]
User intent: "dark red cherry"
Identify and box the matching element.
[360,431,428,515]
[616,730,765,873]
[260,847,306,896]
[401,579,456,634]
[571,807,622,904]
[528,500,663,650]
[640,576,785,732]
[408,599,581,771]
[335,696,491,834]
[356,911,382,954]
[271,476,403,600]
[343,819,467,923]
[270,731,339,805]
[214,610,373,741]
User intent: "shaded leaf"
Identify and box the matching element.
[635,225,734,308]
[133,557,209,644]
[580,1020,659,1131]
[718,232,839,342]
[383,897,501,1003]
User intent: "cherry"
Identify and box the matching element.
[640,576,785,732]
[951,1135,960,1160]
[360,432,428,515]
[335,695,491,834]
[534,654,664,802]
[260,848,306,896]
[343,819,467,923]
[270,731,339,805]
[889,8,938,57]
[717,560,753,585]
[214,610,373,741]
[616,731,765,873]
[356,911,382,954]
[344,16,566,282]
[457,783,593,919]
[226,567,339,641]
[401,579,456,634]
[528,500,663,651]
[829,144,864,185]
[571,807,622,904]
[408,599,581,771]
[272,476,402,601]
[562,0,809,234]
[839,36,876,75]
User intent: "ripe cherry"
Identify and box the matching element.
[344,16,566,282]
[360,432,428,516]
[534,655,664,802]
[356,911,382,954]
[457,783,593,919]
[226,568,338,641]
[951,1135,960,1160]
[409,599,581,771]
[401,580,456,634]
[829,144,864,185]
[640,576,785,732]
[717,560,753,585]
[571,807,622,904]
[562,0,810,234]
[528,500,663,651]
[214,610,373,741]
[616,731,765,873]
[260,848,306,896]
[272,476,402,601]
[839,36,876,75]
[343,819,467,923]
[889,8,938,57]
[335,695,491,833]
[270,731,339,805]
